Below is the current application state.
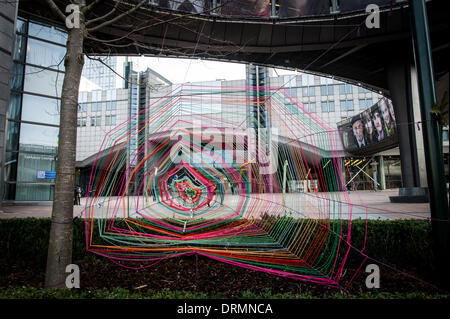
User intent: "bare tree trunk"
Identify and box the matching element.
[43,0,144,288]
[45,13,85,288]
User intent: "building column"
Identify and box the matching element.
[410,66,428,188]
[340,157,346,191]
[370,159,378,191]
[0,1,18,210]
[378,156,386,190]
[410,0,449,290]
[386,60,428,202]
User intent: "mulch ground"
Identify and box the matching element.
[0,254,441,297]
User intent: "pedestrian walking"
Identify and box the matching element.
[76,185,82,205]
[74,186,80,205]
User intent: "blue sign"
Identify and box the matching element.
[37,170,56,179]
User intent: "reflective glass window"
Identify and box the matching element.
[23,65,64,97]
[288,87,297,97]
[92,90,102,101]
[17,152,57,183]
[26,38,66,71]
[13,34,27,62]
[15,184,55,201]
[78,91,88,103]
[359,99,366,109]
[4,152,18,182]
[90,115,101,126]
[346,84,353,94]
[78,103,87,112]
[11,63,24,91]
[302,87,311,97]
[328,101,335,112]
[340,84,352,95]
[91,102,102,112]
[29,21,67,45]
[8,92,22,121]
[358,86,368,93]
[106,89,117,100]
[21,94,60,125]
[301,74,315,86]
[328,85,334,95]
[77,117,87,127]
[106,101,117,110]
[6,120,20,151]
[15,17,27,34]
[347,100,354,111]
[360,98,373,110]
[19,123,59,154]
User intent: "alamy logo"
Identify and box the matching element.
[65,264,80,288]
[365,4,380,29]
[66,4,80,29]
[365,264,380,288]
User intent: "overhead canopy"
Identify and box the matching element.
[18,0,448,95]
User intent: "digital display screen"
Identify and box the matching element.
[338,97,398,155]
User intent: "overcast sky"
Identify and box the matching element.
[116,56,299,85]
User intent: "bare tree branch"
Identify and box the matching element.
[82,0,105,14]
[87,0,147,33]
[84,53,159,90]
[86,0,120,26]
[44,0,67,23]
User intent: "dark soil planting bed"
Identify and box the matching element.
[0,218,447,298]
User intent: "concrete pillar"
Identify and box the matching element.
[410,66,428,187]
[387,61,428,202]
[378,156,386,190]
[387,61,420,188]
[370,159,378,191]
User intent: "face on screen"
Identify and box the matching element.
[352,119,364,143]
[364,115,373,134]
[380,100,391,126]
[373,111,383,132]
[388,100,396,122]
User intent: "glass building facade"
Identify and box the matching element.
[82,56,118,90]
[0,17,399,201]
[3,17,67,201]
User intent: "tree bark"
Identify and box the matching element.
[45,9,85,288]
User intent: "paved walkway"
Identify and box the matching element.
[0,189,431,221]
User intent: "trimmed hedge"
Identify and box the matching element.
[0,218,434,274]
[0,287,446,299]
[0,218,89,265]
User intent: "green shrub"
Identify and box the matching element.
[0,218,434,274]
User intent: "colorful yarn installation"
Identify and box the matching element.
[84,84,368,289]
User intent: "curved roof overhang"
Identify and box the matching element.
[19,0,448,95]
